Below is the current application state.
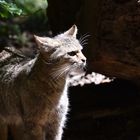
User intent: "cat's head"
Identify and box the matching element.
[34,25,86,76]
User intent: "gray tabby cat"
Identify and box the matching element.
[0,25,86,140]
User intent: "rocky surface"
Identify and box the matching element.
[69,72,113,86]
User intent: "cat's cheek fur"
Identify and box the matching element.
[72,67,85,75]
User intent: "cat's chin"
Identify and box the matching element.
[70,67,85,75]
[71,62,86,73]
[69,69,85,80]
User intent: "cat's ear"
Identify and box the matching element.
[63,25,78,37]
[34,35,60,51]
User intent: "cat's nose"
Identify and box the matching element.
[81,59,86,63]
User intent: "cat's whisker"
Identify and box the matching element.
[59,65,70,76]
[81,42,89,47]
[80,38,90,47]
[51,65,70,79]
[80,35,90,43]
[81,39,89,46]
[56,67,69,79]
[51,68,63,78]
[54,69,68,80]
[79,34,87,42]
[81,42,88,47]
[79,34,90,44]
[81,42,88,46]
[79,33,90,42]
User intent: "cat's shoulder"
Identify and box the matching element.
[0,46,37,83]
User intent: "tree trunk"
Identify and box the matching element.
[47,0,140,81]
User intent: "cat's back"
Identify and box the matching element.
[0,47,36,83]
[0,47,37,121]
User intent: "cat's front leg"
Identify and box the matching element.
[45,109,67,140]
[55,126,63,140]
[11,122,45,140]
[24,122,46,140]
[0,121,8,140]
[45,122,63,140]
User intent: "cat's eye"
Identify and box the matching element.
[67,51,78,56]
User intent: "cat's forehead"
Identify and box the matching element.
[56,36,83,51]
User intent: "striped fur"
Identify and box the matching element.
[0,25,86,140]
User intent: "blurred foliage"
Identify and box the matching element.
[14,0,48,14]
[0,0,48,49]
[0,0,48,18]
[0,0,22,18]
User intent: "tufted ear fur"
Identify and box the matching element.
[63,25,78,38]
[34,35,60,51]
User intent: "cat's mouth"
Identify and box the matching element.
[70,62,86,74]
[73,62,86,68]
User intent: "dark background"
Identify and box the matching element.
[1,0,140,139]
[48,0,140,139]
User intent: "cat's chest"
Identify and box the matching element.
[48,89,69,122]
[58,89,69,112]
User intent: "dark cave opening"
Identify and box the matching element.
[64,79,140,140]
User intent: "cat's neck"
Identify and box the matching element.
[29,54,68,89]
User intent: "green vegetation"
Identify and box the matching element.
[0,0,48,49]
[0,0,22,18]
[15,0,48,14]
[0,0,48,18]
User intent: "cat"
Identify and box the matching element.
[0,25,86,140]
